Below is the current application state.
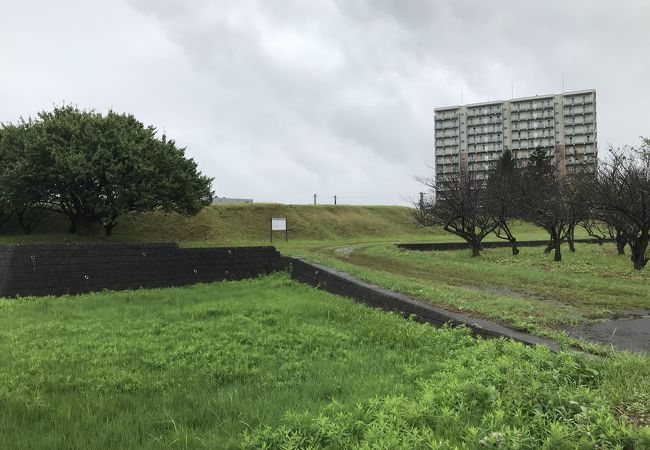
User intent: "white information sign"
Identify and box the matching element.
[271,217,287,231]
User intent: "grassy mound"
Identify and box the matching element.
[0,204,443,245]
[0,203,554,246]
[122,204,442,244]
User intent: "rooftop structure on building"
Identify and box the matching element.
[434,89,597,188]
[212,196,253,205]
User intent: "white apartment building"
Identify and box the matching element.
[434,90,597,186]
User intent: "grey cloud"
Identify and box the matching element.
[1,0,649,204]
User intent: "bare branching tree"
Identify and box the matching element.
[414,168,500,257]
[516,148,583,262]
[586,142,650,270]
[486,148,520,255]
[417,137,648,269]
[581,214,627,254]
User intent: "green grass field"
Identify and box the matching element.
[292,242,650,351]
[0,275,648,449]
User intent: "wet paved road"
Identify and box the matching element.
[563,313,650,354]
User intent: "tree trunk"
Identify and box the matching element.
[553,238,562,262]
[549,230,562,262]
[544,241,553,254]
[630,234,648,270]
[66,213,77,234]
[74,216,94,236]
[103,223,114,237]
[568,226,576,253]
[468,237,481,257]
[16,207,45,235]
[511,238,519,255]
[616,231,627,255]
[631,247,647,270]
[17,211,33,235]
[495,223,518,255]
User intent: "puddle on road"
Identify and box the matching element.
[562,316,650,354]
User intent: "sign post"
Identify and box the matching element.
[270,217,288,243]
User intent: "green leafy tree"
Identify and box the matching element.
[0,119,51,233]
[1,106,214,236]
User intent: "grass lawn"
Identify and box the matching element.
[290,242,650,353]
[0,274,649,449]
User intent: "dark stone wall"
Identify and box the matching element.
[0,243,286,298]
[397,238,612,251]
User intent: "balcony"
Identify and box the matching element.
[467,127,501,136]
[565,114,595,125]
[435,122,459,130]
[511,102,553,113]
[512,121,554,131]
[564,106,594,116]
[434,129,458,138]
[564,127,594,136]
[513,111,554,121]
[511,133,554,141]
[467,108,502,118]
[564,97,594,106]
[468,139,503,146]
[467,117,502,126]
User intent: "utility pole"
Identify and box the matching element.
[313,194,317,205]
[334,195,337,206]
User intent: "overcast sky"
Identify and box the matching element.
[2,0,649,205]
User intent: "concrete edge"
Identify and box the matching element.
[285,257,560,352]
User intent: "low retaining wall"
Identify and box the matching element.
[1,242,560,349]
[288,257,558,349]
[397,238,610,251]
[0,243,284,297]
